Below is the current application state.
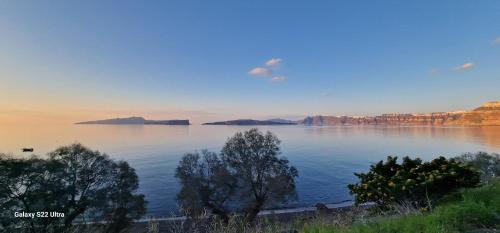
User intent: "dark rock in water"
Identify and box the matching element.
[315,203,329,211]
[315,203,333,215]
[22,148,34,152]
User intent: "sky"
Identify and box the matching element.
[1,0,499,124]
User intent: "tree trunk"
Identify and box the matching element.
[246,200,264,223]
[211,208,230,224]
[63,207,86,229]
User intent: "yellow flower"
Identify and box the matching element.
[362,183,368,189]
[388,181,396,188]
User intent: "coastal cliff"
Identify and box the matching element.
[449,101,500,126]
[299,101,500,126]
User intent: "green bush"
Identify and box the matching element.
[304,180,500,233]
[348,156,480,209]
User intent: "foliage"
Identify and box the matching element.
[455,151,500,184]
[0,143,146,232]
[103,161,147,233]
[175,150,236,222]
[0,155,67,232]
[48,144,116,227]
[347,156,480,209]
[221,128,298,223]
[176,128,298,223]
[303,180,500,233]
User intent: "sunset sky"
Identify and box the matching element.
[1,0,500,124]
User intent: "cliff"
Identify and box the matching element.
[76,117,190,125]
[449,101,500,126]
[299,101,500,126]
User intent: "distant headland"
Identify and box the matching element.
[299,101,500,126]
[75,117,190,125]
[203,119,297,125]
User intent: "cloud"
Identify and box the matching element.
[321,92,334,97]
[265,58,282,67]
[271,76,288,82]
[452,62,475,72]
[248,67,273,77]
[249,58,287,82]
[430,68,440,75]
[495,37,500,45]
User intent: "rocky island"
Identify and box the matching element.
[76,117,190,125]
[76,102,499,126]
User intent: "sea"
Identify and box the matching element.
[1,124,499,217]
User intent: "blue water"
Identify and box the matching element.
[1,124,499,217]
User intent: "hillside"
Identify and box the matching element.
[299,101,500,126]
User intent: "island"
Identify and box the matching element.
[76,101,500,126]
[75,117,190,125]
[203,119,297,125]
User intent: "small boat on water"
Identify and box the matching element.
[22,148,34,152]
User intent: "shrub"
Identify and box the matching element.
[455,151,500,184]
[348,156,480,209]
[304,180,500,233]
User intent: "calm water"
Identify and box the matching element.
[1,124,499,217]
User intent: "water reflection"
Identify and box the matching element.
[0,124,498,216]
[298,125,500,150]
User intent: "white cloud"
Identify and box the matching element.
[248,67,272,77]
[271,76,288,82]
[452,62,475,72]
[430,68,440,75]
[249,58,287,82]
[265,58,282,67]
